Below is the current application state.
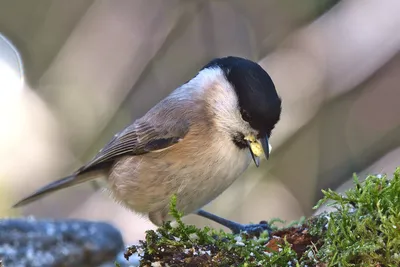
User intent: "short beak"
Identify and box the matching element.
[245,135,271,168]
[260,136,270,160]
[246,140,260,167]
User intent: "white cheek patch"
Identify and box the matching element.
[195,68,253,134]
[187,67,261,140]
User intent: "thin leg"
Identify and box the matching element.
[196,209,272,236]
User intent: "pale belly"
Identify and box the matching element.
[175,149,252,216]
[108,141,252,221]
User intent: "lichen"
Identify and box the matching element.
[118,168,400,266]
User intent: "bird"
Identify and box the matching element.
[13,56,282,235]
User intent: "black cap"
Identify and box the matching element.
[202,56,282,138]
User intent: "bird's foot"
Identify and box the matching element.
[229,220,272,237]
[196,209,272,238]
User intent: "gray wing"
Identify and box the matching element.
[12,117,190,208]
[77,119,190,173]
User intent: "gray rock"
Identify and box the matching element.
[0,218,124,267]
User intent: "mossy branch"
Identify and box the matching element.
[121,168,400,266]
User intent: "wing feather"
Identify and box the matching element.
[78,119,190,173]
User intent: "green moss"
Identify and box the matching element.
[305,169,400,266]
[120,168,400,266]
[123,195,298,266]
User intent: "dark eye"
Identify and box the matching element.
[241,108,251,122]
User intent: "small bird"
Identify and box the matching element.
[14,56,282,234]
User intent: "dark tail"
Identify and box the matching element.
[13,173,98,208]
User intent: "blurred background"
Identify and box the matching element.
[1,0,400,245]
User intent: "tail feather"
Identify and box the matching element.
[13,173,97,208]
